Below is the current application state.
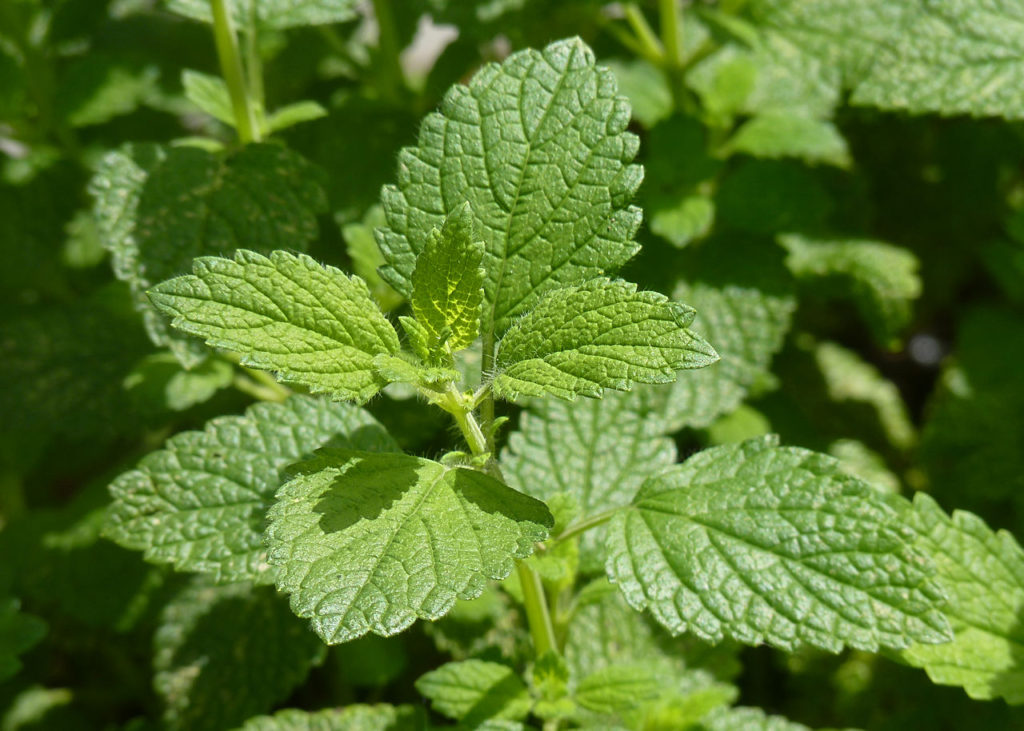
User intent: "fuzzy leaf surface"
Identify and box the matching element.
[378,37,643,334]
[899,494,1024,703]
[266,449,553,644]
[150,250,401,402]
[91,143,325,366]
[236,705,424,731]
[105,396,395,585]
[493,279,717,400]
[409,204,485,360]
[607,436,951,652]
[502,391,676,571]
[154,579,325,731]
[415,659,532,723]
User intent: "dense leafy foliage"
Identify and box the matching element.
[3,1,1023,730]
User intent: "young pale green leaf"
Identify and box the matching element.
[236,705,424,731]
[154,579,325,731]
[167,0,360,29]
[0,598,46,682]
[779,234,921,346]
[266,449,553,644]
[493,279,718,401]
[501,391,676,572]
[723,114,850,167]
[575,665,661,716]
[415,660,532,724]
[149,250,401,402]
[105,396,395,585]
[606,435,951,652]
[91,143,326,366]
[898,494,1024,704]
[378,37,643,334]
[265,101,328,134]
[410,204,485,361]
[182,69,234,126]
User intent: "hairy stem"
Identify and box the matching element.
[210,0,260,144]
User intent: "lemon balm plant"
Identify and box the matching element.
[5,1,1024,729]
[103,34,954,731]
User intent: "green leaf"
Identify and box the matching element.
[266,449,553,644]
[409,204,485,361]
[154,579,325,731]
[0,598,46,681]
[55,52,161,128]
[779,234,921,346]
[606,58,673,129]
[754,0,1024,119]
[641,116,721,249]
[715,160,832,235]
[851,0,1024,118]
[723,114,850,167]
[149,250,401,402]
[124,352,235,413]
[493,278,718,401]
[919,307,1024,511]
[899,494,1024,703]
[378,37,644,334]
[341,205,404,311]
[502,391,677,572]
[91,143,326,366]
[236,705,424,731]
[637,243,796,432]
[699,706,811,731]
[606,436,951,652]
[105,395,395,585]
[575,664,661,716]
[167,0,360,29]
[266,101,328,134]
[182,69,234,126]
[415,660,532,723]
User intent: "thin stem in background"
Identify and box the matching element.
[210,0,260,144]
[370,0,405,102]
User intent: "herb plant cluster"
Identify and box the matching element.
[2,1,1024,730]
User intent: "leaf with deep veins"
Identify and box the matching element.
[409,204,485,362]
[104,396,396,585]
[493,279,718,400]
[149,250,401,402]
[266,449,553,644]
[378,37,644,335]
[899,494,1024,704]
[607,436,951,652]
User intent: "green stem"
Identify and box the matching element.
[659,0,683,69]
[210,0,260,144]
[371,0,404,101]
[552,507,621,544]
[233,373,288,403]
[657,0,699,115]
[244,2,265,133]
[623,3,664,63]
[517,562,558,657]
[441,341,559,660]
